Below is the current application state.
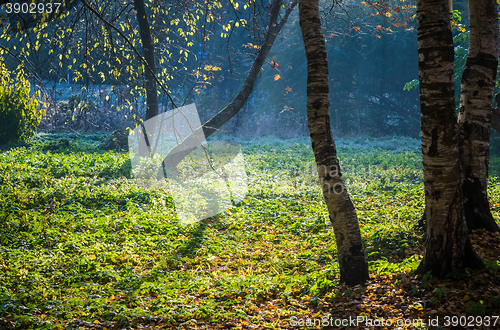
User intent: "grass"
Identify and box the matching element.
[0,133,499,329]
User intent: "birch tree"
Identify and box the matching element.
[299,0,369,285]
[415,0,483,277]
[458,0,500,232]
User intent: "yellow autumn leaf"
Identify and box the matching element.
[274,74,281,81]
[90,254,96,260]
[204,65,221,71]
[353,26,361,31]
[385,12,392,17]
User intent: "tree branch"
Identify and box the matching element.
[160,0,298,172]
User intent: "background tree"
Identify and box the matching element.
[134,0,159,121]
[493,103,500,133]
[299,0,369,285]
[415,0,483,277]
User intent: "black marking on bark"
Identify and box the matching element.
[471,53,499,72]
[462,172,499,232]
[433,190,441,201]
[307,85,329,95]
[428,128,439,156]
[473,91,479,96]
[349,243,363,255]
[313,99,322,109]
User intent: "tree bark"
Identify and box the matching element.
[134,0,159,121]
[161,0,297,170]
[457,0,499,232]
[299,0,369,285]
[415,0,483,277]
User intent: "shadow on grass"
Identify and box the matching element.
[174,216,225,258]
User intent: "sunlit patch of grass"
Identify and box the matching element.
[0,134,498,328]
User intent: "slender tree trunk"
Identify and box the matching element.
[493,106,500,135]
[458,0,500,232]
[134,0,158,121]
[415,0,483,277]
[299,0,369,285]
[162,0,297,170]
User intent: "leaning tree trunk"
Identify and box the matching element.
[161,0,297,170]
[458,0,500,232]
[415,0,483,277]
[299,0,369,285]
[134,0,158,121]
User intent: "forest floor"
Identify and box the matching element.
[0,132,499,329]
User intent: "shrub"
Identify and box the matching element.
[0,62,44,144]
[100,130,129,151]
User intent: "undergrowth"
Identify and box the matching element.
[0,133,499,329]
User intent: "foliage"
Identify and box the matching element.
[0,0,264,124]
[1,0,426,138]
[0,133,499,328]
[0,62,43,144]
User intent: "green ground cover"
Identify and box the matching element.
[0,133,499,329]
